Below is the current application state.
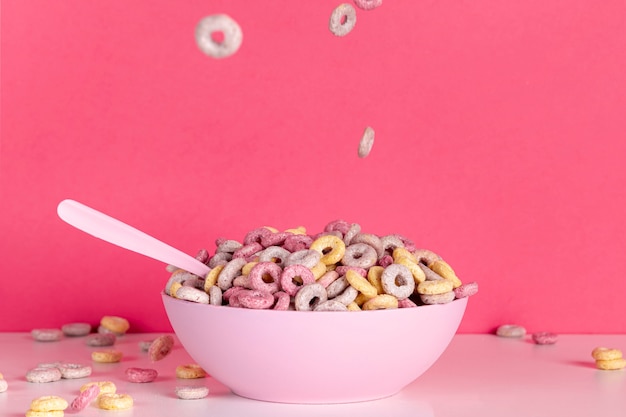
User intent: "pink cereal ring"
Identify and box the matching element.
[70,383,100,411]
[249,262,282,294]
[294,283,328,311]
[378,254,394,267]
[280,264,316,296]
[317,270,340,288]
[149,335,175,362]
[354,0,383,11]
[324,219,351,235]
[532,332,558,345]
[454,281,479,299]
[282,234,313,252]
[335,265,367,277]
[232,242,263,260]
[125,367,158,383]
[223,286,246,302]
[398,298,418,308]
[243,228,271,245]
[237,290,275,309]
[261,232,291,248]
[273,291,291,310]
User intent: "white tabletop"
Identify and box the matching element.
[0,332,624,416]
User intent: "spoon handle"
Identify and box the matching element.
[57,199,210,277]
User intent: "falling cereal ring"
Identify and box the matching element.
[329,4,357,37]
[354,0,383,11]
[195,14,243,59]
[358,126,375,158]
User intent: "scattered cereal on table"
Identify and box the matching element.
[31,329,63,342]
[176,364,207,379]
[591,347,625,370]
[175,386,209,400]
[532,332,558,345]
[496,324,526,338]
[91,350,123,363]
[125,367,158,383]
[61,322,92,337]
[99,316,130,335]
[148,335,175,362]
[97,393,133,410]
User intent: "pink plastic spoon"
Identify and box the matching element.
[57,199,210,277]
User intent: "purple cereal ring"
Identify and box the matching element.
[217,258,247,291]
[248,262,282,294]
[258,246,291,267]
[195,248,210,264]
[532,332,558,345]
[343,223,361,246]
[208,252,232,268]
[420,291,455,305]
[354,0,383,11]
[324,219,351,235]
[280,264,316,296]
[61,322,92,337]
[314,300,348,311]
[341,243,378,269]
[232,242,263,259]
[381,264,415,300]
[413,249,442,265]
[398,298,418,308]
[380,235,405,257]
[294,283,328,311]
[378,254,394,267]
[317,270,340,288]
[261,232,291,248]
[243,228,271,245]
[85,333,116,347]
[351,233,384,258]
[71,383,100,411]
[237,289,274,309]
[284,249,321,269]
[283,234,313,252]
[454,281,479,299]
[273,291,291,310]
[326,276,349,298]
[126,367,158,383]
[335,265,367,277]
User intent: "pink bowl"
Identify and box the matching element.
[162,293,467,404]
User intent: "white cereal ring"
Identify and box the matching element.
[195,14,243,59]
[329,4,357,37]
[294,283,328,311]
[175,385,209,400]
[381,263,415,300]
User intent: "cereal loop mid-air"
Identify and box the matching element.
[195,14,243,58]
[329,4,357,37]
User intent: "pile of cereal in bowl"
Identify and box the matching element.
[164,220,478,311]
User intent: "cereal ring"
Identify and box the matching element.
[378,254,394,267]
[395,256,426,284]
[30,396,68,412]
[317,270,340,288]
[346,269,378,298]
[167,280,184,298]
[26,367,62,383]
[324,219,350,234]
[243,227,271,245]
[310,261,327,279]
[392,247,416,262]
[195,14,243,59]
[176,364,207,379]
[61,322,92,337]
[258,245,291,267]
[416,278,453,295]
[216,239,243,253]
[350,233,384,258]
[365,265,385,294]
[273,291,291,310]
[283,234,313,252]
[326,276,350,298]
[331,285,359,305]
[176,286,210,304]
[280,264,314,295]
[532,332,558,345]
[347,302,361,311]
[454,281,478,298]
[591,347,623,361]
[362,294,399,310]
[284,249,321,269]
[223,286,247,304]
[92,350,123,363]
[341,243,378,269]
[354,0,383,10]
[208,285,223,306]
[413,249,442,265]
[126,367,158,383]
[343,223,361,245]
[398,298,418,308]
[310,235,346,265]
[149,335,175,362]
[335,265,367,277]
[208,251,232,268]
[232,242,263,260]
[85,333,116,347]
[248,262,282,294]
[97,393,133,410]
[284,226,307,235]
[381,263,415,300]
[357,126,375,158]
[314,300,349,311]
[100,316,130,334]
[195,248,210,263]
[175,386,209,400]
[25,410,64,417]
[237,289,275,309]
[294,283,328,311]
[420,291,456,304]
[496,324,527,338]
[596,358,626,370]
[261,231,290,247]
[0,379,7,393]
[232,274,250,288]
[70,383,100,411]
[428,260,463,288]
[217,258,247,290]
[380,235,405,257]
[329,4,357,37]
[204,264,224,290]
[58,363,92,379]
[80,380,116,396]
[31,328,63,342]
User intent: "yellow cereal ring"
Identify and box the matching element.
[30,396,68,412]
[91,350,123,363]
[347,302,361,311]
[25,411,64,417]
[80,381,116,396]
[595,358,626,370]
[204,264,224,291]
[354,292,373,306]
[591,347,623,361]
[346,269,377,298]
[100,316,130,334]
[366,266,385,294]
[0,372,3,378]
[242,261,258,276]
[176,364,207,379]
[284,226,307,235]
[263,226,279,233]
[363,294,399,310]
[428,260,462,288]
[395,257,426,284]
[309,235,346,265]
[169,281,183,297]
[310,262,327,280]
[417,279,454,295]
[392,247,416,262]
[97,393,133,410]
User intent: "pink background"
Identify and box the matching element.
[2,1,625,333]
